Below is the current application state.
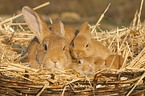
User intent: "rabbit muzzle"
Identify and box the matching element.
[72,50,85,59]
[42,54,68,70]
[81,59,95,75]
[83,65,95,75]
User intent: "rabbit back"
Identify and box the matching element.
[92,39,111,60]
[105,55,124,69]
[27,36,41,68]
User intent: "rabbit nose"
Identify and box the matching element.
[77,53,79,57]
[53,61,57,64]
[51,60,58,68]
[52,59,58,63]
[53,61,57,68]
[74,50,83,58]
[76,53,80,58]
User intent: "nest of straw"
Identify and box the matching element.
[0,1,145,96]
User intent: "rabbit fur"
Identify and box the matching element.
[69,57,107,75]
[22,6,123,74]
[70,22,124,73]
[70,22,111,67]
[51,18,79,45]
[105,55,124,69]
[22,6,74,69]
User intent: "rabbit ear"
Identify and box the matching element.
[22,6,51,43]
[79,22,91,36]
[51,18,65,37]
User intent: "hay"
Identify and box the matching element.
[0,1,145,95]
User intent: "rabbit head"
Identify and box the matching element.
[70,22,95,58]
[70,57,107,75]
[51,18,79,45]
[69,57,96,75]
[70,22,111,60]
[22,6,71,69]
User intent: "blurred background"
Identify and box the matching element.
[0,0,145,30]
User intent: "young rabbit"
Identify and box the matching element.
[69,57,96,75]
[105,55,124,69]
[70,55,124,75]
[50,18,79,45]
[69,57,107,75]
[22,6,72,69]
[70,22,111,65]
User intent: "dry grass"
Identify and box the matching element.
[0,1,145,95]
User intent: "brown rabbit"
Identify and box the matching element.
[50,18,79,45]
[69,57,107,75]
[70,55,124,75]
[22,6,72,69]
[69,57,96,75]
[105,55,124,69]
[70,22,111,65]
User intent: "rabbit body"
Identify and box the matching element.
[51,19,78,45]
[70,57,107,75]
[68,22,112,75]
[70,54,124,75]
[22,6,73,69]
[27,37,40,68]
[70,22,124,73]
[71,22,111,64]
[105,55,124,69]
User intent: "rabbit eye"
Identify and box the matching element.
[85,44,89,48]
[44,44,47,51]
[78,60,81,64]
[71,43,74,47]
[72,43,74,46]
[49,26,52,30]
[63,46,66,50]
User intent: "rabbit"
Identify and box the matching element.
[50,18,79,45]
[69,57,96,75]
[22,6,72,69]
[105,55,124,69]
[69,57,107,75]
[69,55,124,75]
[70,22,111,65]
